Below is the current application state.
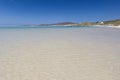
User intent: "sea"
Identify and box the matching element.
[0,26,120,80]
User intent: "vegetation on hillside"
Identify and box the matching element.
[77,19,120,26]
[38,19,120,26]
[103,19,120,26]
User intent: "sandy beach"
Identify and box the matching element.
[94,25,120,28]
[106,25,120,28]
[0,27,120,80]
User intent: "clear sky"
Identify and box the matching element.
[0,0,120,24]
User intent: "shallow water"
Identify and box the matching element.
[0,26,120,80]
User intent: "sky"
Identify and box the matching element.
[0,0,120,24]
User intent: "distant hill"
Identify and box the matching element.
[29,19,120,27]
[77,19,120,26]
[39,22,76,26]
[51,22,76,26]
[103,19,120,26]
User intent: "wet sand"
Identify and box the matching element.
[0,27,120,80]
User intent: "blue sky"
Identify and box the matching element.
[0,0,120,24]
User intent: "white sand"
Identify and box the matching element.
[94,25,120,28]
[0,28,120,80]
[106,25,120,28]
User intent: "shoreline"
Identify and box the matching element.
[93,25,120,28]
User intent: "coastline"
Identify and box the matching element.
[93,25,120,28]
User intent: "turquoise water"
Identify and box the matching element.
[0,26,120,54]
[0,25,91,29]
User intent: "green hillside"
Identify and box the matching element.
[103,19,120,26]
[78,19,120,26]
